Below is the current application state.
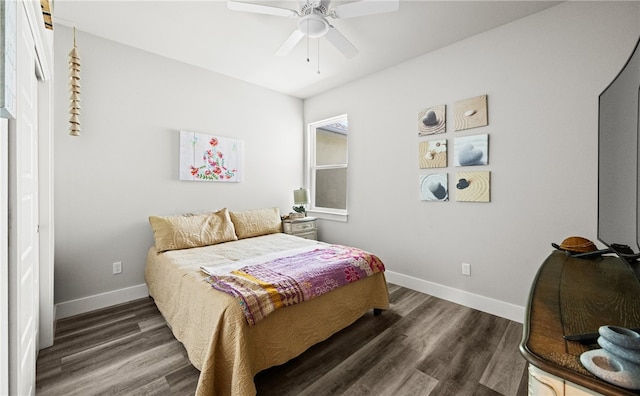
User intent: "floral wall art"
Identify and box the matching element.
[179,130,243,182]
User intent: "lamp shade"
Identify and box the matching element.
[293,188,309,205]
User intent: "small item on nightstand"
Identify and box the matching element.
[288,212,304,219]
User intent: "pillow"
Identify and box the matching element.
[149,208,237,252]
[229,207,282,239]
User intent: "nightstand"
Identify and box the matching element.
[282,217,317,240]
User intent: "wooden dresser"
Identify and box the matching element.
[520,250,640,395]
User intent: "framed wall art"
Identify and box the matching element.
[418,104,446,136]
[179,130,243,182]
[455,171,490,202]
[418,139,447,169]
[419,173,448,201]
[454,95,487,131]
[454,134,488,166]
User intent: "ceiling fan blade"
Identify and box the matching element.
[333,0,399,19]
[227,0,299,18]
[275,30,305,56]
[324,26,359,59]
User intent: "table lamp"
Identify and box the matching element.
[293,188,309,217]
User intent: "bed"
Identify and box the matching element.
[145,207,390,396]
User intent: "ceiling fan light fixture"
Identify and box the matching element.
[298,14,329,38]
[228,0,400,58]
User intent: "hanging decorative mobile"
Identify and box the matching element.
[69,26,81,136]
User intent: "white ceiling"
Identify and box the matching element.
[52,0,561,99]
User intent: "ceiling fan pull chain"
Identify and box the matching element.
[317,38,320,74]
[306,21,310,62]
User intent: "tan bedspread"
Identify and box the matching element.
[144,233,390,396]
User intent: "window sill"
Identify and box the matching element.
[307,210,348,223]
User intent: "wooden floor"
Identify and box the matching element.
[36,284,529,395]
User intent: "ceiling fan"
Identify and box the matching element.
[227,0,399,59]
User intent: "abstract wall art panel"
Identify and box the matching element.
[455,171,490,202]
[418,104,446,136]
[419,173,448,201]
[454,95,488,131]
[454,134,488,166]
[418,139,447,169]
[179,130,243,182]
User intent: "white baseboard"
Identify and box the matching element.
[55,283,149,320]
[385,271,525,323]
[54,275,524,323]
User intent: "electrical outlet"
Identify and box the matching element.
[113,261,122,275]
[462,263,471,276]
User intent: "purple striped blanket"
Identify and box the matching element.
[204,245,385,325]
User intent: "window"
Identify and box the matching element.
[306,115,348,221]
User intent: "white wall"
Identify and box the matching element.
[304,2,640,320]
[53,27,303,313]
[53,2,640,321]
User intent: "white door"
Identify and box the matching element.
[8,3,40,395]
[1,118,10,396]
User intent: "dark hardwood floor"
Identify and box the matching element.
[36,284,529,395]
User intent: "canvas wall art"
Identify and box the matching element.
[418,139,447,169]
[418,105,446,136]
[179,130,243,182]
[455,171,490,202]
[454,95,488,131]
[454,134,488,166]
[419,173,448,201]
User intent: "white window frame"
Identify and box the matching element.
[306,114,348,222]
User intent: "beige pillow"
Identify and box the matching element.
[230,207,282,239]
[149,208,237,252]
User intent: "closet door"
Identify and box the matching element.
[8,3,40,395]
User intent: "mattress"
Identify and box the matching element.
[144,232,390,396]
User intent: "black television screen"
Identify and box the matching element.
[598,37,640,255]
